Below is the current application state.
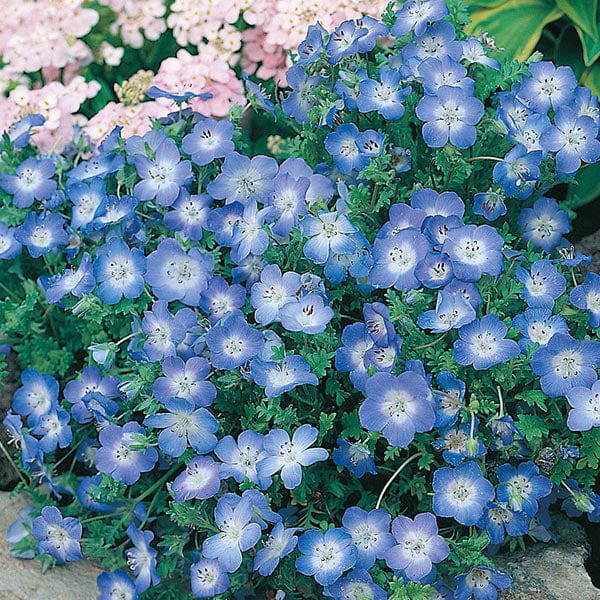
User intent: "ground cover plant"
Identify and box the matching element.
[1,1,600,599]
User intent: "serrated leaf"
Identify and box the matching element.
[557,0,598,40]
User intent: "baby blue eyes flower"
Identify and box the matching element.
[566,379,600,431]
[190,558,230,598]
[125,524,160,593]
[14,212,68,258]
[432,461,495,526]
[531,333,600,397]
[164,193,211,241]
[141,300,193,362]
[297,23,326,65]
[97,570,138,600]
[518,61,577,113]
[324,569,387,600]
[518,196,570,252]
[326,20,369,65]
[279,292,334,334]
[392,0,449,37]
[512,307,568,350]
[181,118,235,166]
[472,191,506,222]
[493,145,542,200]
[418,289,476,333]
[296,528,357,586]
[171,456,221,502]
[215,430,271,489]
[94,238,146,305]
[199,276,246,324]
[453,314,520,370]
[454,566,511,600]
[385,512,449,582]
[342,507,394,569]
[357,67,412,120]
[282,65,324,124]
[478,503,529,545]
[44,251,95,304]
[250,264,301,325]
[13,368,59,426]
[146,238,213,306]
[7,113,45,148]
[1,157,57,208]
[496,461,552,517]
[144,398,218,458]
[301,211,358,265]
[515,259,566,308]
[358,371,435,447]
[95,421,158,485]
[31,409,72,453]
[0,221,21,259]
[250,355,318,398]
[332,438,376,478]
[202,495,262,573]
[460,37,501,70]
[570,271,600,327]
[324,124,384,174]
[258,424,328,489]
[31,506,82,564]
[433,371,465,428]
[253,522,300,576]
[416,86,484,149]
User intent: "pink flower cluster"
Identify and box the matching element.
[100,0,167,49]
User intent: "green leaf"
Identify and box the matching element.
[565,161,600,210]
[557,0,598,40]
[516,414,548,443]
[576,25,600,65]
[466,0,511,6]
[466,0,564,60]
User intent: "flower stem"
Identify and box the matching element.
[0,439,28,486]
[376,452,424,510]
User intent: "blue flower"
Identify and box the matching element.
[518,61,577,113]
[510,113,551,152]
[324,569,387,600]
[1,157,57,208]
[332,438,376,478]
[31,409,72,453]
[199,276,245,324]
[391,0,449,37]
[460,37,501,69]
[68,152,125,182]
[141,300,192,362]
[282,65,324,123]
[454,314,520,370]
[253,522,299,576]
[418,289,476,333]
[153,356,215,407]
[516,259,566,308]
[258,424,328,489]
[94,238,146,304]
[279,292,334,334]
[206,311,263,370]
[531,333,600,397]
[472,191,507,222]
[301,211,358,265]
[434,421,486,466]
[455,566,511,600]
[207,152,278,204]
[44,252,95,304]
[324,124,384,174]
[95,421,158,485]
[14,212,68,258]
[171,456,221,502]
[296,528,357,586]
[7,113,45,148]
[12,369,59,426]
[202,495,262,572]
[97,571,138,600]
[63,365,119,406]
[433,371,465,428]
[77,475,119,514]
[335,323,374,392]
[144,398,217,458]
[181,118,234,166]
[566,380,600,431]
[146,85,212,103]
[0,221,21,259]
[190,558,229,598]
[432,462,495,525]
[403,20,462,63]
[496,461,552,516]
[570,271,600,327]
[416,86,484,149]
[229,201,270,263]
[31,506,82,564]
[518,197,570,252]
[477,503,529,545]
[415,252,454,288]
[263,173,310,238]
[164,192,211,240]
[342,507,394,569]
[357,67,411,120]
[419,56,474,96]
[492,145,542,200]
[250,355,318,397]
[215,430,270,489]
[385,512,449,581]
[125,525,160,593]
[250,264,301,325]
[326,20,369,64]
[359,371,435,447]
[297,23,326,65]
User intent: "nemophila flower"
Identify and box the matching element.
[419,56,474,96]
[91,194,138,231]
[357,67,411,120]
[385,512,449,581]
[392,0,449,37]
[97,570,138,600]
[206,202,243,248]
[215,430,271,489]
[434,421,486,466]
[146,238,213,306]
[455,566,511,600]
[566,380,600,431]
[68,153,125,183]
[324,568,387,600]
[341,507,394,569]
[229,201,270,263]
[282,65,324,124]
[31,409,72,453]
[253,522,300,576]
[190,558,229,598]
[14,212,68,258]
[31,506,82,564]
[472,191,507,222]
[326,20,368,65]
[518,61,577,113]
[94,238,146,305]
[207,152,278,204]
[416,86,484,149]
[0,222,21,259]
[518,196,570,252]
[531,333,600,397]
[403,20,461,63]
[1,157,57,208]
[250,355,318,397]
[332,438,377,478]
[516,259,566,308]
[570,271,600,327]
[422,215,464,248]
[493,145,542,200]
[442,224,504,282]
[433,462,495,526]
[460,37,501,69]
[95,420,155,483]
[301,211,357,265]
[258,424,328,489]
[77,475,119,514]
[414,252,454,288]
[418,290,476,333]
[202,495,262,573]
[279,292,334,334]
[324,124,384,174]
[297,23,326,65]
[359,371,434,447]
[324,232,373,284]
[363,302,396,347]
[125,525,159,593]
[206,311,263,369]
[559,245,592,268]
[264,173,309,238]
[13,369,58,425]
[231,254,266,287]
[144,398,217,458]
[44,252,95,304]
[454,314,520,370]
[489,415,522,448]
[7,113,45,149]
[496,461,552,516]
[370,229,430,290]
[64,365,119,406]
[478,503,529,545]
[411,188,465,219]
[141,301,192,362]
[355,16,389,53]
[172,456,221,502]
[513,307,569,350]
[164,193,211,241]
[433,371,465,428]
[296,528,357,586]
[181,118,234,166]
[250,265,301,325]
[199,276,245,324]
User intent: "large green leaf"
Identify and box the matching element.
[466,0,511,7]
[577,25,600,65]
[466,0,564,60]
[557,0,598,39]
[565,162,600,210]
[582,60,600,95]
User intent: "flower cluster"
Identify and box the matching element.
[1,2,600,600]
